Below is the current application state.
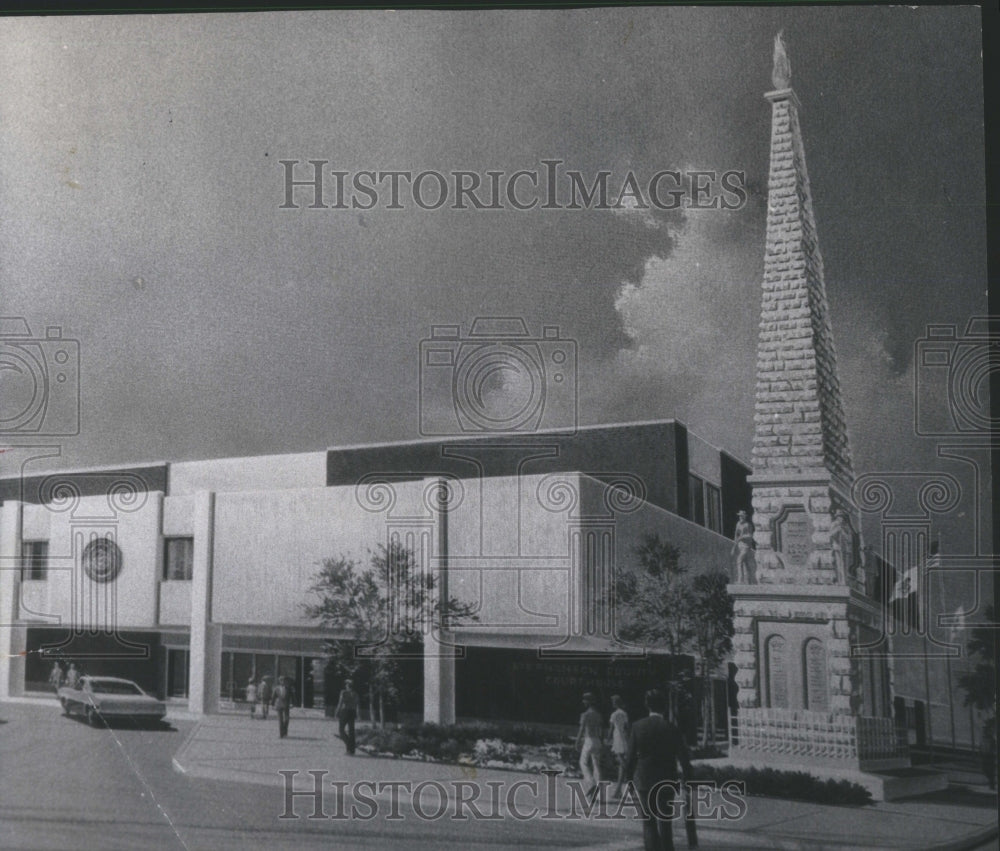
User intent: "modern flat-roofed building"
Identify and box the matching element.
[0,419,751,727]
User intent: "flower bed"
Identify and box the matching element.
[355,721,605,775]
[354,721,872,804]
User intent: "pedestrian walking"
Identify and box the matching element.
[608,694,630,799]
[271,676,294,738]
[258,676,272,721]
[64,663,80,689]
[246,677,258,719]
[576,691,604,800]
[625,688,692,851]
[982,722,996,791]
[48,661,64,693]
[334,678,360,755]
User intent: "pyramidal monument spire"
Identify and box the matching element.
[750,30,856,583]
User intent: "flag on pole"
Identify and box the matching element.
[890,563,919,602]
[889,560,922,630]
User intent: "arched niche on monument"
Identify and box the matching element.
[765,634,788,709]
[803,638,830,712]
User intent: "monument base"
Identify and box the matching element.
[730,583,889,718]
[729,744,910,772]
[696,756,949,802]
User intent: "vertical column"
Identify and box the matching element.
[423,477,455,725]
[188,491,219,715]
[152,492,164,630]
[423,646,456,725]
[0,502,25,699]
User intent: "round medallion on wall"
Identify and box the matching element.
[82,538,123,583]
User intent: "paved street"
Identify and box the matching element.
[3,700,996,851]
[0,702,634,851]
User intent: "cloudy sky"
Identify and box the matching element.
[0,8,987,538]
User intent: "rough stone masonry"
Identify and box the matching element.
[731,34,889,723]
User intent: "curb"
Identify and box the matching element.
[171,716,204,776]
[569,822,1000,851]
[567,829,787,849]
[1,695,60,707]
[922,822,999,851]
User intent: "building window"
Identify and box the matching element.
[21,541,49,580]
[688,474,706,526]
[687,475,723,533]
[706,483,722,533]
[163,537,194,581]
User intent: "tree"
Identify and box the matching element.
[957,604,996,722]
[690,571,735,745]
[304,539,478,726]
[616,533,695,719]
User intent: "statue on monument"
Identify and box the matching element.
[731,509,757,584]
[772,30,791,90]
[828,509,857,583]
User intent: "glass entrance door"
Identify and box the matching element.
[166,648,189,698]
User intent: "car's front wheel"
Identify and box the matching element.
[86,706,102,727]
[60,698,69,716]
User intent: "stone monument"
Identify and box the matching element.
[723,35,938,799]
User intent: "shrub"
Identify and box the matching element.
[386,731,413,756]
[690,744,725,760]
[694,764,872,806]
[438,738,463,762]
[453,721,553,747]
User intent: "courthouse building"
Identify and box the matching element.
[0,420,751,727]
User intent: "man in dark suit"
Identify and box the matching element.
[625,689,692,851]
[271,676,295,739]
[334,678,360,755]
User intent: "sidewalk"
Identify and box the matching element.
[172,713,998,851]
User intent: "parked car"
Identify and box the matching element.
[58,676,167,727]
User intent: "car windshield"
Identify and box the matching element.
[88,681,144,695]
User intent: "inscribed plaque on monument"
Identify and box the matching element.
[804,639,829,711]
[776,507,813,566]
[766,635,788,708]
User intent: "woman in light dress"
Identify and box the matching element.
[607,694,630,799]
[246,677,258,718]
